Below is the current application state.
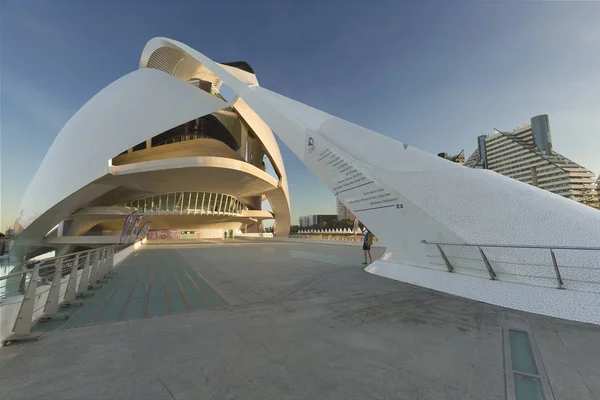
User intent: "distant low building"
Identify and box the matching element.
[465,114,598,207]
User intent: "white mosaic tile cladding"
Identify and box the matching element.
[366,260,600,325]
[425,248,600,294]
[185,44,599,322]
[425,246,600,292]
[56,38,600,323]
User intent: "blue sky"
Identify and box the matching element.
[2,0,600,230]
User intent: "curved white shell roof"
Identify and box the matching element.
[15,40,292,258]
[14,37,600,324]
[18,68,228,230]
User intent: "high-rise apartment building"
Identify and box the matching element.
[595,176,600,208]
[465,114,598,206]
[336,199,354,220]
[298,216,310,227]
[437,151,465,165]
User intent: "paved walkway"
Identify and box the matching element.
[31,249,226,332]
[1,241,599,399]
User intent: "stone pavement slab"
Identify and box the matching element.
[1,241,599,400]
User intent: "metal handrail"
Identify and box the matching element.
[421,239,600,289]
[1,240,142,345]
[421,240,600,251]
[155,133,208,146]
[0,242,131,283]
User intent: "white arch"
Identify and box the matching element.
[14,37,600,324]
[14,58,292,258]
[139,38,291,235]
[15,69,227,251]
[140,38,600,324]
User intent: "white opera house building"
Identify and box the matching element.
[12,38,600,324]
[12,41,290,261]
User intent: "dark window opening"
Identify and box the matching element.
[132,142,146,152]
[151,115,239,152]
[188,78,212,93]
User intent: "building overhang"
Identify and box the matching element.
[107,156,280,199]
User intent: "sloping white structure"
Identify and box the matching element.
[15,38,600,323]
[14,39,291,260]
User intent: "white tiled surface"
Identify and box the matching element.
[366,259,600,325]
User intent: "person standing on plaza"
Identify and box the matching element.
[362,228,373,265]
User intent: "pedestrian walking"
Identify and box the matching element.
[362,228,373,265]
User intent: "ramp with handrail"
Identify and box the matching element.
[0,241,142,346]
[421,240,600,292]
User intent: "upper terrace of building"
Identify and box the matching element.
[110,80,278,181]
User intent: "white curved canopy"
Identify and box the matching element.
[14,37,600,324]
[18,68,227,229]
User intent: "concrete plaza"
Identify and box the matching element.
[1,240,599,399]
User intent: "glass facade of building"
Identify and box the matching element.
[118,192,248,216]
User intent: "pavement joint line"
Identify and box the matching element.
[182,265,214,307]
[465,305,487,400]
[289,250,365,268]
[161,264,171,314]
[4,243,599,400]
[118,275,140,322]
[182,257,228,305]
[551,321,595,397]
[40,295,285,334]
[172,266,192,311]
[279,265,349,301]
[45,298,241,330]
[157,376,177,400]
[88,269,135,325]
[144,264,154,318]
[57,288,103,330]
[216,353,282,400]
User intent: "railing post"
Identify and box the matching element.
[101,248,110,280]
[98,249,109,280]
[550,250,564,289]
[103,248,111,277]
[18,271,27,294]
[88,251,97,285]
[78,252,92,294]
[63,254,79,303]
[63,254,85,305]
[436,244,454,272]
[88,250,103,288]
[107,247,115,275]
[107,247,116,275]
[97,249,106,278]
[478,247,497,280]
[42,259,67,318]
[4,264,42,344]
